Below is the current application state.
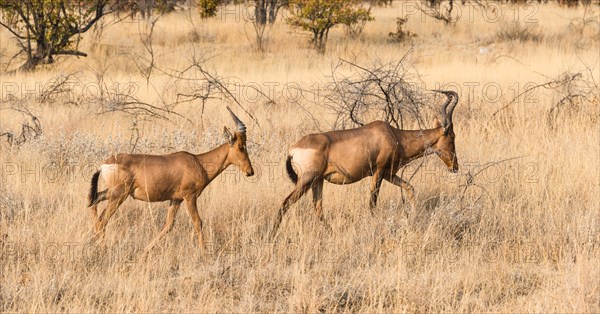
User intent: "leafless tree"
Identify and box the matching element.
[322,51,435,130]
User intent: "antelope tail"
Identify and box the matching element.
[88,171,101,207]
[286,156,298,184]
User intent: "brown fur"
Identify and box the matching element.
[88,115,253,254]
[271,91,459,237]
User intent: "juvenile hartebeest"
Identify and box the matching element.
[88,107,254,253]
[271,90,459,236]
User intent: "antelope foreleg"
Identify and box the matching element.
[184,197,205,254]
[386,175,415,203]
[369,171,384,212]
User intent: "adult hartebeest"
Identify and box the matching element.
[88,107,254,253]
[271,90,459,236]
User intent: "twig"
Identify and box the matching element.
[492,73,582,117]
[459,155,527,206]
[0,106,42,146]
[323,50,431,130]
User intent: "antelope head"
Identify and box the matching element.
[432,90,459,173]
[224,107,255,176]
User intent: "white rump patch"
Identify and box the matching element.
[290,148,319,175]
[100,164,119,184]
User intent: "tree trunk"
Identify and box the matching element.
[256,0,267,26]
[20,40,52,71]
[267,0,277,24]
[317,30,326,54]
[20,55,43,72]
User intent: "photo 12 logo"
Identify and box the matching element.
[0,80,139,104]
[400,1,539,24]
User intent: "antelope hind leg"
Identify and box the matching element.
[144,200,182,254]
[270,180,313,239]
[92,191,127,244]
[89,189,108,233]
[311,178,331,230]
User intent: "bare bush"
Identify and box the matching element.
[323,52,433,130]
[494,22,543,43]
[0,107,42,147]
[546,69,599,129]
[419,0,459,26]
[492,64,599,130]
[38,73,80,105]
[388,18,416,43]
[172,59,266,129]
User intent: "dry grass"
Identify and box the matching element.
[1,2,599,312]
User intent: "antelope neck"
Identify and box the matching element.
[397,127,444,160]
[196,143,231,182]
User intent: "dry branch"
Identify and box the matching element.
[39,72,80,105]
[459,155,526,208]
[0,107,42,147]
[322,51,432,130]
[492,65,599,130]
[492,72,583,117]
[170,59,265,131]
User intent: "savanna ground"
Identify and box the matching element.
[1,1,599,312]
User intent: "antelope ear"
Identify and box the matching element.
[223,126,235,146]
[433,118,442,128]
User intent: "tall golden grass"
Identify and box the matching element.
[0,2,599,312]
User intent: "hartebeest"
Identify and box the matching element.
[88,107,254,253]
[271,90,459,236]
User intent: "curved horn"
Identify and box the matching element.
[431,90,453,128]
[445,91,459,132]
[226,106,246,133]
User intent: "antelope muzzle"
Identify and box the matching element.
[451,155,459,173]
[245,165,255,177]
